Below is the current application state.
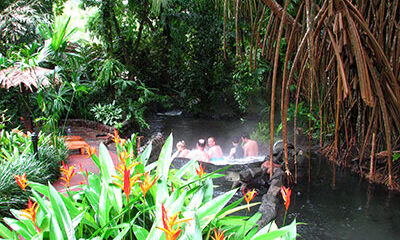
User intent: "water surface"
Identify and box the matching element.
[152,115,400,240]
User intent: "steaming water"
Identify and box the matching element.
[151,115,400,240]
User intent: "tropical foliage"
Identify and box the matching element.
[0,129,68,218]
[0,133,297,239]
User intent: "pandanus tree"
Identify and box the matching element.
[223,0,400,188]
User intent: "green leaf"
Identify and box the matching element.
[156,134,173,179]
[197,188,237,229]
[0,222,13,239]
[174,159,196,179]
[250,219,297,240]
[132,224,149,239]
[99,143,122,212]
[98,185,111,227]
[113,223,130,240]
[140,141,152,166]
[48,184,75,240]
[3,218,31,240]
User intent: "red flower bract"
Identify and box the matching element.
[21,198,40,233]
[60,161,76,187]
[157,203,191,240]
[195,163,206,178]
[280,186,292,211]
[211,228,227,240]
[243,188,257,211]
[139,172,158,198]
[14,173,30,191]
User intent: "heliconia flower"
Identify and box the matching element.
[119,138,127,147]
[21,198,40,233]
[243,188,257,211]
[86,146,97,158]
[211,228,227,240]
[139,172,158,198]
[113,167,142,203]
[195,163,205,178]
[119,151,133,164]
[60,161,76,187]
[157,203,191,240]
[78,163,89,185]
[14,173,30,191]
[280,186,292,211]
[110,129,121,145]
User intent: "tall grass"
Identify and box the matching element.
[0,134,68,219]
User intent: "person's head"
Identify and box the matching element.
[232,136,240,146]
[241,133,250,142]
[197,138,206,149]
[207,137,216,147]
[176,141,186,150]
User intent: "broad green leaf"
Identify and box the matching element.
[197,189,237,229]
[48,184,75,240]
[174,159,196,179]
[132,224,149,239]
[72,210,86,229]
[30,182,50,196]
[99,143,122,212]
[113,223,130,240]
[156,134,173,179]
[155,176,168,207]
[251,220,297,240]
[49,215,64,239]
[98,185,111,227]
[10,209,36,235]
[203,178,214,203]
[218,202,261,219]
[140,141,152,166]
[3,218,31,240]
[31,190,50,214]
[186,186,205,210]
[0,222,13,239]
[180,212,201,240]
[145,161,157,172]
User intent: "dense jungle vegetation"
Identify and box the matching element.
[1,0,399,190]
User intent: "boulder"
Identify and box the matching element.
[140,132,166,164]
[257,167,285,226]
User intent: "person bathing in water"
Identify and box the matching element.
[228,136,244,159]
[207,137,223,161]
[172,140,191,158]
[241,133,258,157]
[187,138,209,162]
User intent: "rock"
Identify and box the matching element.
[140,132,165,164]
[265,140,308,180]
[257,167,284,227]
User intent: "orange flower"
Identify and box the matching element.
[157,203,191,240]
[86,146,97,158]
[21,198,40,233]
[113,166,142,203]
[78,163,89,185]
[14,173,30,191]
[139,172,158,198]
[195,163,205,178]
[243,188,257,211]
[60,161,76,187]
[110,129,121,145]
[280,186,291,211]
[119,138,127,147]
[119,151,133,164]
[211,228,227,240]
